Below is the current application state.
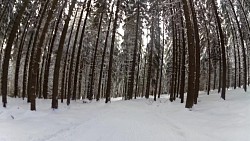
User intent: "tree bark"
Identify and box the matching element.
[105,0,120,103]
[182,0,195,108]
[127,1,140,100]
[88,2,105,100]
[72,0,92,101]
[228,0,247,92]
[211,0,227,100]
[1,0,28,107]
[52,0,77,109]
[97,1,115,101]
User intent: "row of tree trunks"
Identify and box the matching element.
[1,0,29,107]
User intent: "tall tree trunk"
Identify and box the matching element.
[66,1,86,105]
[225,7,237,89]
[96,2,114,101]
[29,0,59,110]
[170,4,176,102]
[105,0,120,103]
[72,0,92,101]
[52,0,77,109]
[60,7,79,103]
[27,0,50,102]
[43,2,65,101]
[205,23,211,95]
[127,1,140,100]
[211,0,227,100]
[88,2,105,100]
[145,21,154,99]
[228,0,247,92]
[179,14,186,103]
[182,0,195,108]
[1,0,28,107]
[22,31,34,100]
[158,18,165,99]
[14,15,30,98]
[189,0,200,104]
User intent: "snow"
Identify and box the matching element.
[0,88,250,141]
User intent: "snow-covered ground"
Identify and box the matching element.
[0,88,250,141]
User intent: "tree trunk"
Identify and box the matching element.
[182,0,195,108]
[170,5,176,102]
[27,0,50,102]
[52,0,77,109]
[179,14,186,103]
[72,0,92,101]
[158,17,165,99]
[97,1,115,101]
[105,0,120,103]
[189,0,200,104]
[1,0,28,107]
[43,2,65,101]
[66,2,86,105]
[211,0,227,100]
[145,21,154,99]
[88,2,105,100]
[228,0,247,92]
[14,15,30,98]
[60,7,79,103]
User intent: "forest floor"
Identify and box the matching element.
[0,87,250,141]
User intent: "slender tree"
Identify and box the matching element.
[1,0,29,107]
[211,0,227,100]
[88,1,106,100]
[105,0,120,103]
[127,0,140,100]
[52,0,77,109]
[97,1,115,101]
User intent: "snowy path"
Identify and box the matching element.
[0,88,250,141]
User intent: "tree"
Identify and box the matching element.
[1,0,29,107]
[211,0,227,100]
[188,0,201,104]
[52,0,77,109]
[127,0,140,100]
[182,0,195,108]
[105,0,121,103]
[97,1,115,101]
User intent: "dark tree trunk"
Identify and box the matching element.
[1,0,28,107]
[72,0,92,101]
[105,0,120,103]
[52,0,77,109]
[179,14,186,103]
[60,7,79,103]
[96,2,115,101]
[142,56,147,98]
[14,15,30,98]
[145,20,154,99]
[158,18,165,99]
[182,0,195,108]
[228,0,247,92]
[27,0,50,102]
[88,2,105,100]
[205,23,211,95]
[225,8,237,89]
[22,31,34,100]
[189,0,200,104]
[43,2,65,101]
[170,5,176,102]
[212,0,227,100]
[66,1,86,105]
[127,1,140,100]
